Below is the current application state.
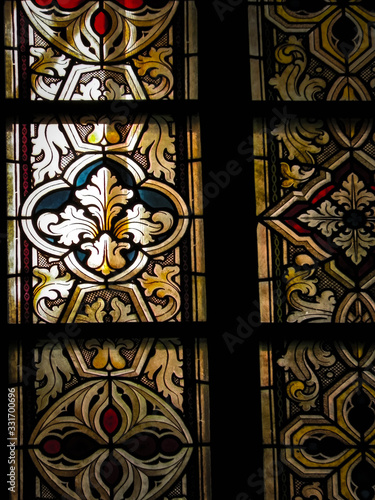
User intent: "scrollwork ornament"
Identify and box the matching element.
[294,482,324,500]
[145,338,184,411]
[75,297,139,323]
[33,265,75,323]
[281,162,315,189]
[138,263,181,321]
[134,46,174,99]
[271,116,329,165]
[31,116,71,185]
[277,338,336,411]
[84,339,135,369]
[284,254,336,323]
[269,36,326,101]
[35,339,74,412]
[30,46,70,100]
[139,115,176,183]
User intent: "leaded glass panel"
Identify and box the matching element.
[9,337,210,499]
[255,114,375,323]
[7,113,205,324]
[5,1,205,325]
[4,0,198,101]
[5,3,210,498]
[248,0,375,102]
[250,1,375,322]
[250,2,375,498]
[260,340,375,499]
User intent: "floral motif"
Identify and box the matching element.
[31,116,71,184]
[76,297,139,323]
[145,338,184,410]
[271,116,329,164]
[277,340,336,410]
[139,115,176,183]
[34,340,74,412]
[134,46,174,99]
[23,1,178,63]
[29,378,193,500]
[37,167,174,276]
[284,254,336,323]
[299,173,375,264]
[138,264,181,320]
[80,115,128,145]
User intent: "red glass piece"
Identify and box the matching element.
[102,407,119,435]
[57,0,86,8]
[34,0,86,7]
[34,0,53,5]
[43,439,61,455]
[311,185,335,204]
[115,0,144,9]
[93,10,110,36]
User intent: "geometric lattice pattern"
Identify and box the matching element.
[251,0,375,322]
[249,1,375,103]
[252,2,375,499]
[260,340,375,500]
[255,115,375,323]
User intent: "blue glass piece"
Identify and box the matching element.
[35,190,71,213]
[77,251,87,262]
[138,188,175,211]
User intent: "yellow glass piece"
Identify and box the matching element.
[5,50,17,99]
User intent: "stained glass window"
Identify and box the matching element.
[5,0,205,324]
[5,0,198,101]
[5,1,211,499]
[9,1,375,498]
[250,1,375,499]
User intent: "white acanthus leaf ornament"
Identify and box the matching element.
[30,46,70,101]
[33,265,75,323]
[31,117,71,185]
[139,115,176,183]
[37,167,174,276]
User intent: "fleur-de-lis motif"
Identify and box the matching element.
[37,167,174,275]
